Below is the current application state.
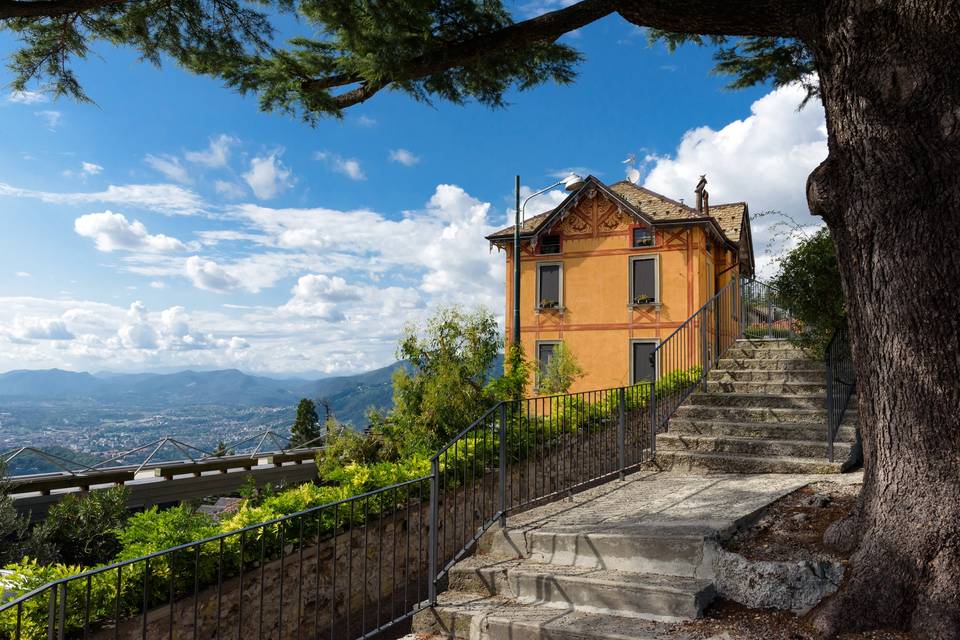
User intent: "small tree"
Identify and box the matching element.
[537,342,583,395]
[771,227,845,356]
[210,440,234,457]
[391,306,501,445]
[36,486,130,566]
[289,398,322,448]
[485,343,532,403]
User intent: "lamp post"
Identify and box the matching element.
[511,173,585,346]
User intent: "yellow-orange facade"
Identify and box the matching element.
[487,177,753,395]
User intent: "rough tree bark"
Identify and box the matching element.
[801,2,960,638]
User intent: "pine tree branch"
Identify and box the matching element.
[0,0,126,19]
[307,0,813,109]
[303,0,617,103]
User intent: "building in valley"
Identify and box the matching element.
[486,175,754,394]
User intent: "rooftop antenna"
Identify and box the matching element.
[623,154,641,184]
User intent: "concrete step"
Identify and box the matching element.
[707,369,827,383]
[705,380,827,394]
[687,392,827,410]
[414,592,675,640]
[674,404,855,424]
[448,558,715,623]
[722,347,812,360]
[731,339,800,349]
[716,358,825,371]
[480,526,714,578]
[657,433,853,459]
[669,418,857,443]
[656,450,844,474]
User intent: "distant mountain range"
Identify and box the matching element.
[0,364,406,428]
[0,355,503,430]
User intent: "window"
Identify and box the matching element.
[539,235,561,255]
[631,340,658,384]
[629,256,659,305]
[536,341,559,389]
[632,227,654,247]
[537,263,562,309]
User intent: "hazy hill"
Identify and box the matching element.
[0,354,504,433]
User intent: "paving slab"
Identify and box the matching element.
[498,472,830,539]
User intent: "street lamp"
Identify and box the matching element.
[512,173,585,345]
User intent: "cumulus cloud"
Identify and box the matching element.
[642,81,828,277]
[0,182,207,216]
[15,272,30,278]
[244,152,292,199]
[13,317,74,340]
[185,134,238,168]
[74,211,187,252]
[280,274,359,321]
[315,151,365,181]
[8,90,47,104]
[389,149,420,167]
[144,154,191,184]
[184,256,242,292]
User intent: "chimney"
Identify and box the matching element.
[703,190,709,216]
[694,175,708,214]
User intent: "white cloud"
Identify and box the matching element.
[315,151,365,181]
[144,154,192,184]
[280,274,359,321]
[356,115,377,127]
[185,134,238,168]
[15,272,30,278]
[0,182,207,216]
[13,317,74,340]
[214,180,246,199]
[74,211,187,253]
[643,81,828,277]
[8,90,47,104]
[244,152,292,199]
[34,110,62,131]
[149,281,167,289]
[389,149,420,167]
[184,256,242,293]
[81,162,103,175]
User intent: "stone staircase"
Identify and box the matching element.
[412,474,813,640]
[655,338,858,474]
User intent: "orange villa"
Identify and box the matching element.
[486,175,755,394]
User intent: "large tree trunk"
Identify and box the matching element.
[804,2,960,637]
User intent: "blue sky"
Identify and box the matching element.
[0,11,828,376]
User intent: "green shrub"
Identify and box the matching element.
[37,486,130,567]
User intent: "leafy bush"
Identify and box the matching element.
[771,227,845,356]
[537,342,583,395]
[37,486,130,567]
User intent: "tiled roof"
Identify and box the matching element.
[489,210,552,239]
[707,202,747,243]
[485,177,747,246]
[606,181,699,221]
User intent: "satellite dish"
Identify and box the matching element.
[626,167,641,184]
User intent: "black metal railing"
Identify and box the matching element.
[0,477,433,640]
[740,278,801,339]
[427,383,655,600]
[649,278,741,433]
[825,325,856,461]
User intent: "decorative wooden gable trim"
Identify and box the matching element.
[597,198,632,235]
[663,228,689,249]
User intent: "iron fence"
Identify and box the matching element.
[427,383,655,599]
[0,478,432,640]
[649,278,741,432]
[740,278,801,339]
[825,325,856,461]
